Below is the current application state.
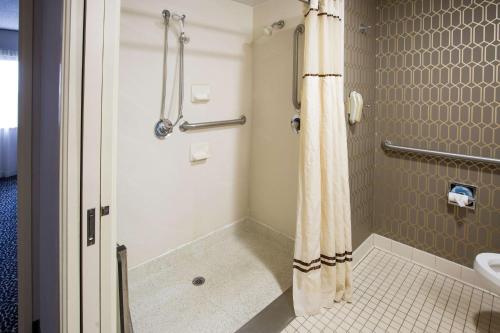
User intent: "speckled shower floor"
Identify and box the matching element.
[128,220,294,333]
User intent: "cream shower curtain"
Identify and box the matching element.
[293,0,352,316]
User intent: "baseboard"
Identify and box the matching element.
[352,234,375,269]
[358,233,496,297]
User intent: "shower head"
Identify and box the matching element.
[264,20,285,36]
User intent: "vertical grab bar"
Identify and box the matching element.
[293,24,304,110]
[117,245,134,333]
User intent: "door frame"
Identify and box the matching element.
[18,0,33,331]
[18,0,119,331]
[60,0,85,331]
[59,0,120,331]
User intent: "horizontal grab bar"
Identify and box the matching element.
[179,115,246,132]
[382,140,500,166]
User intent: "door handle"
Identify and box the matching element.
[87,208,96,246]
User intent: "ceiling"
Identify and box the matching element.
[232,0,270,6]
[0,0,19,30]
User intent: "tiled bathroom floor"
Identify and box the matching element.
[128,220,293,333]
[283,248,499,333]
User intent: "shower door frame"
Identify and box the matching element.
[59,0,120,331]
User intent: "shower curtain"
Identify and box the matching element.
[293,0,352,316]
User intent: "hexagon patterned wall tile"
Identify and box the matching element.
[374,0,500,267]
[345,0,378,249]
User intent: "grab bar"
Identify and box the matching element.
[179,115,246,132]
[117,245,134,333]
[292,24,304,110]
[382,140,500,166]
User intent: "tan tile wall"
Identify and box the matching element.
[374,0,500,266]
[345,0,377,248]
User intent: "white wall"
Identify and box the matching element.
[118,0,253,267]
[248,0,302,237]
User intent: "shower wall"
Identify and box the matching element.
[374,0,500,267]
[249,0,377,248]
[249,0,302,238]
[118,0,253,267]
[344,0,377,248]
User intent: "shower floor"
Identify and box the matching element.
[128,220,294,333]
[282,248,499,333]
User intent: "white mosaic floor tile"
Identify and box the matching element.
[282,248,499,333]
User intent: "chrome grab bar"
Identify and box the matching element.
[117,245,134,333]
[179,115,246,132]
[382,140,500,166]
[292,24,304,110]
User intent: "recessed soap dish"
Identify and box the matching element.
[448,182,476,210]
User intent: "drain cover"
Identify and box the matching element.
[192,276,205,286]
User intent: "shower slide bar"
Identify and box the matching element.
[382,140,500,166]
[179,115,246,132]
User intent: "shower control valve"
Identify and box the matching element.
[155,119,174,138]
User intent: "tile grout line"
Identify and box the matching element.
[393,266,430,332]
[342,253,403,331]
[290,249,386,332]
[311,249,389,332]
[356,255,410,332]
[460,285,475,332]
[336,250,401,332]
[371,259,417,331]
[372,261,415,331]
[474,291,485,333]
[422,277,455,332]
[446,280,465,332]
[323,249,390,332]
[383,263,423,331]
[404,269,438,332]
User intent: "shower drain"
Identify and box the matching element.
[192,276,205,286]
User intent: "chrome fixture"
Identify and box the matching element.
[264,20,285,36]
[291,114,301,133]
[292,24,304,111]
[155,10,189,139]
[117,245,134,333]
[382,140,500,166]
[359,24,372,34]
[179,115,247,132]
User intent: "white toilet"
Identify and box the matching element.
[474,253,500,296]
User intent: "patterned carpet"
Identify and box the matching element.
[0,177,17,332]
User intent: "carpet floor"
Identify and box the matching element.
[0,176,17,332]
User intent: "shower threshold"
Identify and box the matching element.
[128,220,293,333]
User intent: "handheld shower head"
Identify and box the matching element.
[171,13,189,43]
[172,13,186,29]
